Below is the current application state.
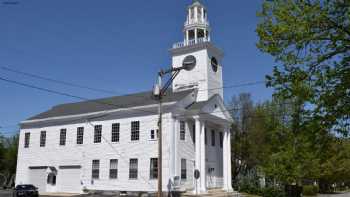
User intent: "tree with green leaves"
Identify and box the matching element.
[256,0,350,192]
[256,0,350,135]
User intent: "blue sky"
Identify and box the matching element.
[0,0,275,135]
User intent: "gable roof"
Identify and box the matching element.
[27,89,193,121]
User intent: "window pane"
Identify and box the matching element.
[129,159,138,179]
[40,131,46,147]
[131,121,140,141]
[150,158,158,179]
[181,159,187,180]
[110,159,118,179]
[92,160,100,179]
[180,121,185,140]
[219,132,223,148]
[59,129,66,146]
[77,127,84,144]
[211,130,215,146]
[24,133,30,148]
[111,123,120,142]
[94,125,102,143]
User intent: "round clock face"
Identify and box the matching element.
[182,55,196,71]
[211,57,218,72]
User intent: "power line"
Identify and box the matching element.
[0,76,157,115]
[1,66,119,95]
[1,66,266,97]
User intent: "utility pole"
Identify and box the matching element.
[153,55,196,197]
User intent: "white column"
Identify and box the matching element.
[200,121,206,192]
[194,6,198,23]
[201,7,205,22]
[222,129,228,190]
[186,30,189,45]
[172,118,179,177]
[227,128,233,191]
[194,28,198,44]
[194,116,201,192]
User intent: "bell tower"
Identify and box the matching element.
[170,0,224,102]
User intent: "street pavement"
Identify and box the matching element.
[318,193,350,197]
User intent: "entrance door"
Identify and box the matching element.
[28,169,46,193]
[57,167,81,193]
[207,167,215,188]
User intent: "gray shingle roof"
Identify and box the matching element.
[27,89,193,121]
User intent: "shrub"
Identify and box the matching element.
[303,185,318,196]
[261,187,286,197]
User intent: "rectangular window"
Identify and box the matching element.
[181,159,187,180]
[40,131,46,147]
[94,125,102,143]
[92,160,100,179]
[129,158,138,179]
[150,158,158,179]
[211,130,215,146]
[77,127,84,144]
[131,121,140,141]
[192,124,196,144]
[150,130,155,140]
[180,121,185,141]
[109,159,118,179]
[24,132,30,148]
[205,128,207,145]
[219,132,223,148]
[111,123,120,142]
[59,129,66,146]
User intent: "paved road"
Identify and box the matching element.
[318,193,350,197]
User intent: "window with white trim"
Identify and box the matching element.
[40,131,46,147]
[131,121,139,141]
[219,132,223,148]
[59,129,66,146]
[181,159,187,180]
[109,159,118,179]
[111,123,120,142]
[211,130,215,146]
[150,158,158,179]
[129,158,138,179]
[92,160,100,179]
[94,125,102,143]
[24,132,30,148]
[180,121,185,141]
[77,127,84,144]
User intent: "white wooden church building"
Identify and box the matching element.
[15,0,234,194]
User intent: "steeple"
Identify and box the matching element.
[170,1,223,102]
[173,0,210,48]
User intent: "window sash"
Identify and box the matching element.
[129,159,138,179]
[77,127,84,144]
[24,133,30,148]
[59,129,66,146]
[181,159,187,179]
[94,125,102,143]
[211,130,215,146]
[180,121,185,140]
[40,131,46,147]
[219,132,223,148]
[131,121,140,141]
[109,159,118,179]
[92,160,100,179]
[150,158,158,179]
[111,123,120,142]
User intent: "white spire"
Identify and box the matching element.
[173,1,211,49]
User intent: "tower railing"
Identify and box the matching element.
[185,19,209,26]
[172,37,210,49]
